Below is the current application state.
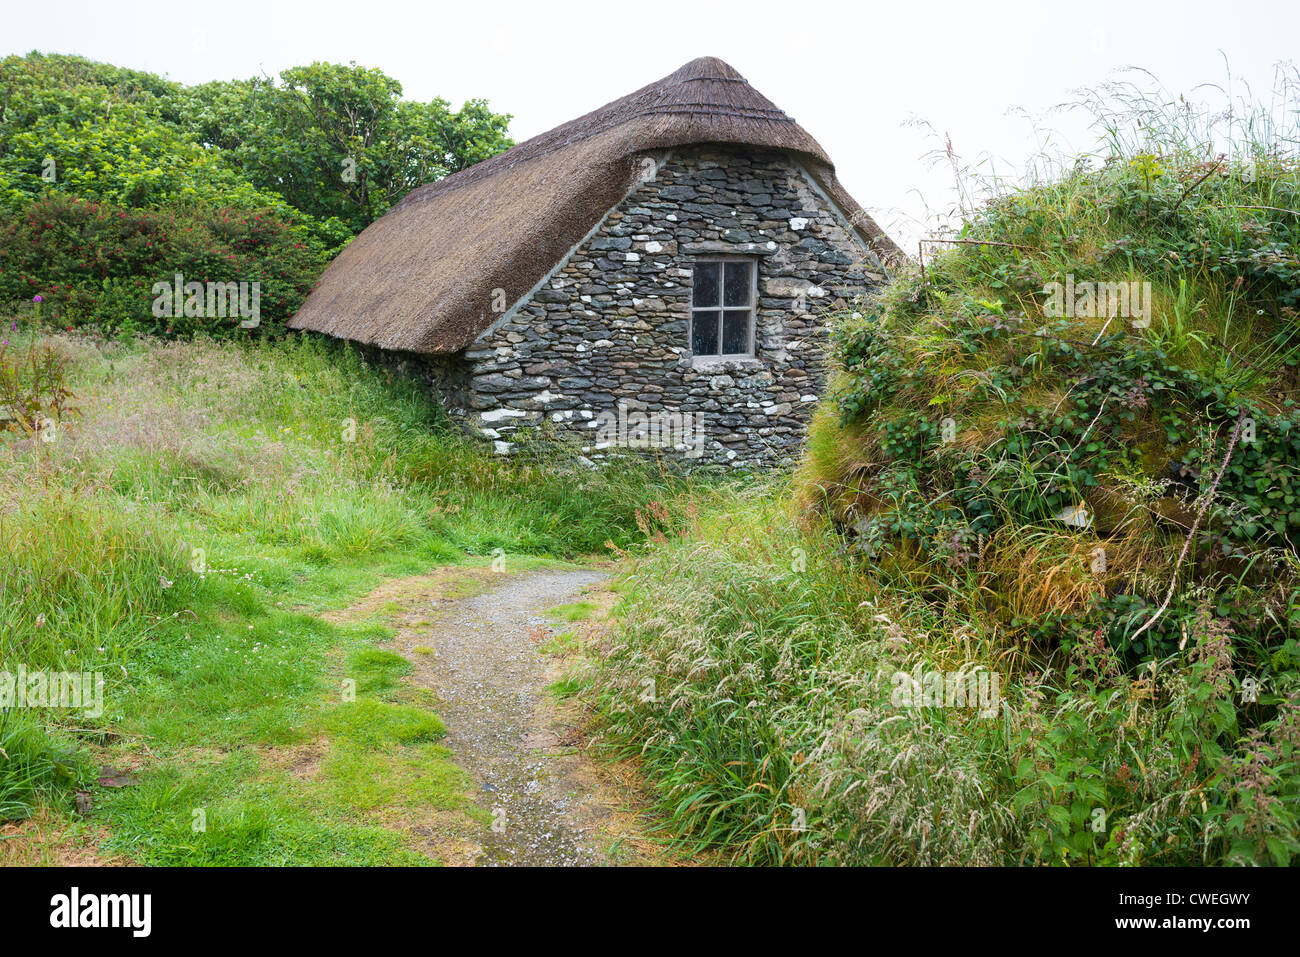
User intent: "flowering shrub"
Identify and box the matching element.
[0,195,328,337]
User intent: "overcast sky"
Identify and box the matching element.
[5,0,1298,247]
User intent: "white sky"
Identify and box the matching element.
[4,0,1298,248]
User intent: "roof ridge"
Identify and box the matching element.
[396,62,800,210]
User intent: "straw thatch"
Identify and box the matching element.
[288,57,900,354]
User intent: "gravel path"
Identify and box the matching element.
[405,567,611,866]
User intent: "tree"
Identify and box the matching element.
[182,62,513,233]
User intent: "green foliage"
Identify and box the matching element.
[0,54,294,215]
[180,63,512,234]
[824,146,1300,661]
[0,195,328,336]
[803,144,1300,861]
[0,52,513,331]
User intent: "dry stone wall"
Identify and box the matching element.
[435,145,886,468]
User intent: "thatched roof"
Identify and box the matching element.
[288,57,900,354]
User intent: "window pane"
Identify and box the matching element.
[722,311,749,354]
[692,263,720,307]
[724,262,751,306]
[692,310,720,355]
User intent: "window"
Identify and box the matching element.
[690,259,754,358]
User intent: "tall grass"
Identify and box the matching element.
[586,481,1300,865]
[586,483,1021,864]
[0,330,700,823]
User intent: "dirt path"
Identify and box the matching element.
[326,564,655,866]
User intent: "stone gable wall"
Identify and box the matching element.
[437,146,885,468]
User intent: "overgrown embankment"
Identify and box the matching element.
[586,98,1300,865]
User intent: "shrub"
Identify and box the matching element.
[0,195,328,336]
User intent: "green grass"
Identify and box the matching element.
[538,629,582,655]
[0,331,700,863]
[547,601,597,622]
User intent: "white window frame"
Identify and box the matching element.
[689,257,756,359]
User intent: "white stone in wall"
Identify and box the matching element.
[645,241,663,253]
[790,217,810,230]
[480,408,527,423]
[764,277,809,297]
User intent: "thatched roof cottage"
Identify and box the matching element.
[289,57,897,467]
